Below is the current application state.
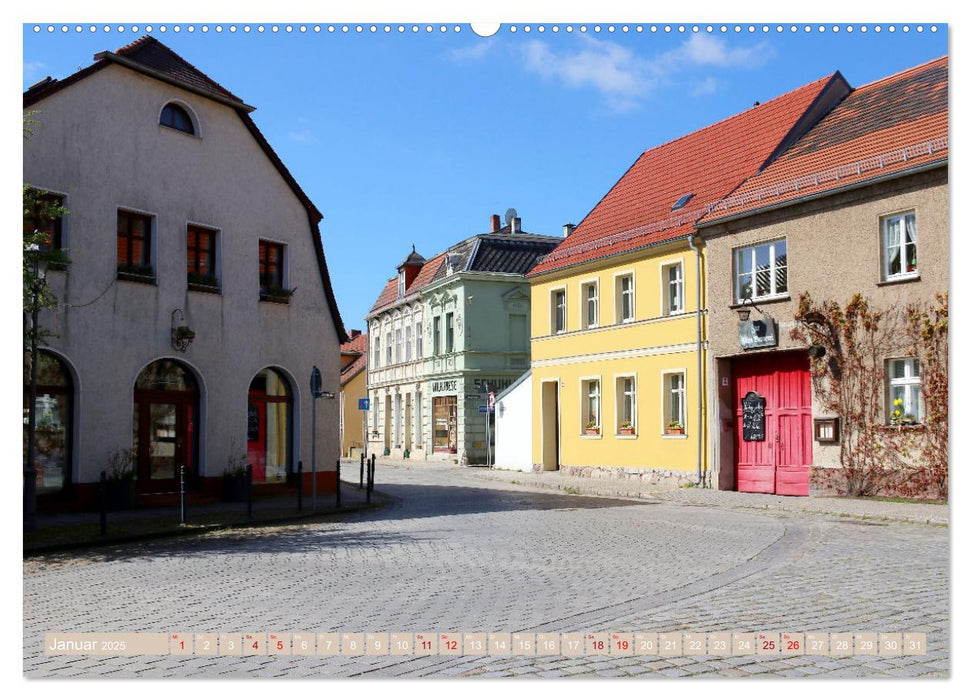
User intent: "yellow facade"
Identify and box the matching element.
[340,368,368,457]
[530,241,708,480]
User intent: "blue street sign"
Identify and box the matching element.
[359,398,370,411]
[478,404,494,413]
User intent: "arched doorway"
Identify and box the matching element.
[23,350,74,494]
[247,368,292,483]
[134,359,199,492]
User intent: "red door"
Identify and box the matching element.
[733,352,812,496]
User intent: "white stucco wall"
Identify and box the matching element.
[24,63,341,487]
[494,371,532,472]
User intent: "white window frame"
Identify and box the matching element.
[881,211,918,281]
[579,376,602,437]
[385,332,392,365]
[372,333,381,369]
[660,259,684,315]
[433,316,441,355]
[887,357,921,424]
[614,271,635,324]
[615,373,637,437]
[550,287,567,335]
[398,271,406,298]
[395,328,402,364]
[405,325,413,362]
[661,369,687,438]
[734,239,788,303]
[416,322,423,359]
[445,312,455,353]
[580,278,599,329]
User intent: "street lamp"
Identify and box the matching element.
[735,296,764,322]
[24,244,50,532]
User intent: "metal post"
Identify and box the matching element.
[297,460,303,511]
[246,464,253,520]
[336,460,341,508]
[99,470,107,536]
[24,301,40,532]
[366,456,372,504]
[179,465,187,525]
[359,453,365,489]
[312,390,318,510]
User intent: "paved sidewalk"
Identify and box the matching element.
[24,479,390,555]
[375,458,948,526]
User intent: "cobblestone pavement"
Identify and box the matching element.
[23,461,949,678]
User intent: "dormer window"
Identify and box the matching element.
[160,102,195,135]
[671,193,694,211]
[398,271,406,298]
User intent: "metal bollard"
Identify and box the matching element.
[297,460,303,512]
[246,464,253,520]
[179,465,187,525]
[336,460,342,508]
[369,457,376,494]
[99,470,107,535]
[359,453,365,489]
[366,456,372,504]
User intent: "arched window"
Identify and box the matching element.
[134,359,199,490]
[247,368,293,484]
[160,102,195,135]
[23,351,73,494]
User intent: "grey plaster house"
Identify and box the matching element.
[366,213,559,464]
[697,56,947,496]
[23,36,346,509]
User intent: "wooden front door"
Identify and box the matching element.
[134,393,196,493]
[733,352,812,496]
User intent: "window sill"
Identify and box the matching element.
[259,293,292,305]
[117,271,156,285]
[48,261,70,273]
[615,433,638,440]
[188,282,222,295]
[877,274,920,287]
[579,433,602,440]
[662,433,688,439]
[729,295,790,309]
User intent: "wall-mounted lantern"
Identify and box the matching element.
[171,309,195,353]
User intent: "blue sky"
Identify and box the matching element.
[22,22,948,332]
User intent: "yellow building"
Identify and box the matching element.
[339,330,368,458]
[527,72,848,484]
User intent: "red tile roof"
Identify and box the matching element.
[528,73,844,277]
[368,253,445,316]
[703,56,948,224]
[340,333,368,386]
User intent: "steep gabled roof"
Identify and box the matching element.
[703,56,948,224]
[23,36,346,342]
[528,72,848,277]
[368,253,445,316]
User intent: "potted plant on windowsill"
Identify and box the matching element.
[259,285,296,304]
[117,263,155,283]
[666,421,685,435]
[105,448,135,510]
[618,420,635,436]
[584,420,600,436]
[187,271,221,293]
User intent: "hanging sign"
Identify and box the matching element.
[741,391,766,442]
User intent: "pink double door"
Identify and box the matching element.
[733,352,812,496]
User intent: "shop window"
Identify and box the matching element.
[247,368,293,484]
[23,350,73,494]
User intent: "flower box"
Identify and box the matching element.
[584,428,600,436]
[618,428,636,436]
[665,426,685,435]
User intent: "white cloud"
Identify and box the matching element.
[289,129,318,144]
[23,61,47,83]
[516,34,773,113]
[691,76,719,97]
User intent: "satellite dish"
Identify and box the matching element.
[504,208,518,226]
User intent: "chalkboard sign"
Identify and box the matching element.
[741,391,766,442]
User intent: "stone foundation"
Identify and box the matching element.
[549,465,694,489]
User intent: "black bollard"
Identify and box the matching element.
[179,465,187,525]
[359,453,365,489]
[99,470,107,535]
[297,460,303,512]
[336,460,342,508]
[366,456,372,504]
[246,464,253,520]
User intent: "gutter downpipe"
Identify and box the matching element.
[687,234,704,486]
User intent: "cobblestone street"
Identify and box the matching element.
[23,461,949,678]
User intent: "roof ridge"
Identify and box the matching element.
[852,54,947,93]
[629,72,835,159]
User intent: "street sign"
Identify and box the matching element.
[310,366,323,398]
[359,398,370,411]
[488,392,496,409]
[478,404,494,413]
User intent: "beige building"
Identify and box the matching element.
[23,36,346,509]
[339,330,368,458]
[697,57,947,495]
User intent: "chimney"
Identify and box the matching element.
[348,329,361,339]
[563,223,575,237]
[490,214,501,232]
[511,217,521,234]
